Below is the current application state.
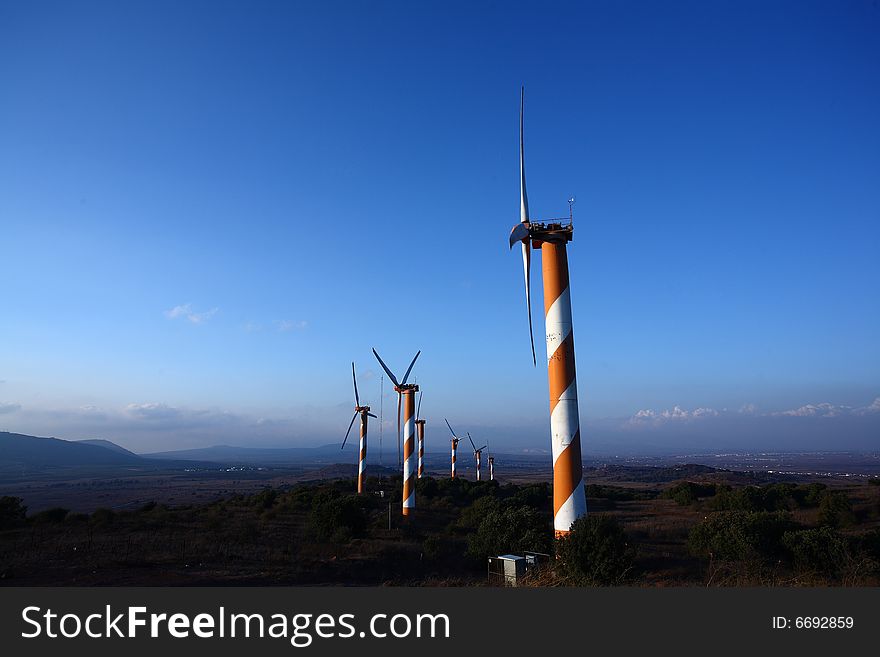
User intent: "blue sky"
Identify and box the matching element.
[1,1,878,453]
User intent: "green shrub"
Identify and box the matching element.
[586,484,658,502]
[688,511,798,562]
[0,496,27,530]
[422,535,460,562]
[456,496,500,532]
[661,482,716,506]
[710,483,826,513]
[415,476,439,499]
[554,515,634,586]
[251,488,278,510]
[307,491,367,542]
[466,503,551,560]
[89,508,116,527]
[782,527,849,576]
[32,507,70,524]
[512,483,552,508]
[817,491,856,528]
[801,483,828,506]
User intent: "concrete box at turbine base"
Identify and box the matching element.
[487,555,527,587]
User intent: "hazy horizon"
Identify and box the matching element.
[2,395,879,456]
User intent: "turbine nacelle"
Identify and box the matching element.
[508,221,530,248]
[372,347,421,467]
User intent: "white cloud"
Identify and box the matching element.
[628,405,719,426]
[276,319,308,332]
[243,321,262,333]
[628,397,880,427]
[772,399,880,418]
[0,401,21,414]
[164,303,218,324]
[774,402,850,418]
[125,402,183,420]
[855,397,880,415]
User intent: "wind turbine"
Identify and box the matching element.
[508,87,587,536]
[341,362,377,495]
[415,391,426,479]
[487,439,495,481]
[467,432,487,482]
[444,418,463,479]
[372,348,421,516]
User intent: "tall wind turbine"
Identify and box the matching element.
[444,418,462,479]
[415,391,426,479]
[372,348,421,516]
[467,432,487,482]
[341,362,377,495]
[509,87,587,536]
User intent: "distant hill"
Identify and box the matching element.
[0,431,146,468]
[76,439,139,458]
[0,432,218,474]
[142,444,351,465]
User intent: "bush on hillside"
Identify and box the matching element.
[554,515,634,586]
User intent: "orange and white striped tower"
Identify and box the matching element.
[373,348,421,517]
[488,455,495,481]
[415,419,426,478]
[444,419,462,479]
[357,412,369,493]
[467,433,487,483]
[399,384,419,515]
[541,236,586,535]
[509,88,587,537]
[342,362,376,495]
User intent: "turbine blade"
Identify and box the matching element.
[512,88,536,367]
[445,418,457,438]
[416,390,422,420]
[372,348,399,387]
[467,432,477,452]
[520,86,529,224]
[397,391,402,468]
[478,445,487,452]
[367,412,377,418]
[341,411,358,449]
[400,350,421,385]
[351,361,360,407]
[522,242,536,366]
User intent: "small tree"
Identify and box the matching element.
[251,487,278,510]
[466,503,551,560]
[0,496,27,530]
[307,491,367,542]
[817,491,856,528]
[688,511,797,562]
[782,527,849,577]
[32,507,70,524]
[554,515,634,586]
